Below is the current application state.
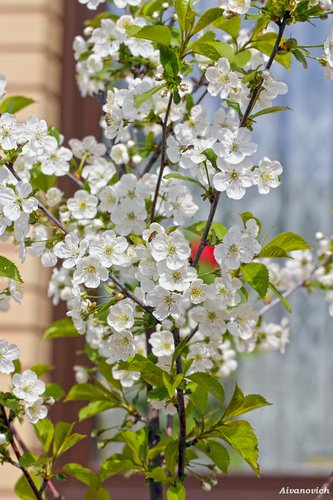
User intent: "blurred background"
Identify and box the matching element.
[0,0,332,498]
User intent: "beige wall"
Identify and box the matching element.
[0,0,64,495]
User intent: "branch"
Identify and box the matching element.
[173,328,186,481]
[150,93,173,222]
[314,470,333,500]
[1,406,43,500]
[191,193,220,268]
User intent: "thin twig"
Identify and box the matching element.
[150,93,173,222]
[1,406,43,500]
[173,328,186,481]
[191,193,221,268]
[67,172,84,188]
[140,140,162,177]
[314,470,333,500]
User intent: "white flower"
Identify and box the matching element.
[110,144,129,165]
[324,27,333,67]
[192,301,229,337]
[23,116,58,155]
[1,182,38,221]
[218,340,238,377]
[102,331,136,364]
[111,199,147,236]
[206,58,239,99]
[258,319,290,354]
[74,256,109,288]
[163,184,198,225]
[214,223,261,271]
[74,365,89,384]
[90,19,123,58]
[107,301,134,332]
[0,339,20,374]
[112,368,140,387]
[69,136,106,161]
[54,233,89,269]
[0,113,21,150]
[183,279,209,304]
[0,433,6,445]
[147,286,185,321]
[253,157,283,194]
[90,230,129,267]
[228,303,258,340]
[46,187,62,207]
[25,398,48,424]
[214,128,257,165]
[150,230,191,270]
[158,262,197,292]
[12,369,45,403]
[0,74,7,99]
[150,398,177,416]
[188,344,213,373]
[98,185,118,213]
[114,0,141,8]
[208,274,242,308]
[40,146,73,176]
[81,158,116,194]
[148,330,175,357]
[213,157,253,199]
[79,0,105,8]
[67,190,98,219]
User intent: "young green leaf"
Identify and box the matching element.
[240,262,269,299]
[163,172,206,190]
[0,96,34,114]
[34,418,54,453]
[127,25,171,46]
[85,487,110,500]
[134,84,165,109]
[167,481,186,500]
[259,231,310,257]
[43,318,79,339]
[79,401,117,421]
[190,7,224,36]
[214,15,241,40]
[195,439,230,473]
[268,282,292,313]
[222,384,270,421]
[63,463,100,489]
[187,372,225,403]
[173,0,192,33]
[251,106,290,119]
[65,383,112,402]
[0,255,23,283]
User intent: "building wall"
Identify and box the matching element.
[0,0,64,495]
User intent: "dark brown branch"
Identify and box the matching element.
[191,193,221,268]
[1,406,43,500]
[173,328,186,481]
[150,93,173,222]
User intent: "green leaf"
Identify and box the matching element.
[63,463,100,489]
[29,363,53,376]
[134,84,165,109]
[100,456,135,481]
[167,481,186,500]
[218,420,260,476]
[0,96,34,114]
[65,383,111,402]
[233,50,252,68]
[163,172,206,189]
[268,282,292,313]
[214,15,241,40]
[258,245,289,258]
[185,220,227,241]
[79,401,117,421]
[53,422,85,458]
[240,263,269,299]
[190,7,224,36]
[251,106,290,119]
[127,25,171,46]
[44,382,65,400]
[173,0,192,33]
[0,255,23,283]
[159,45,179,80]
[0,392,20,413]
[19,452,38,468]
[196,440,230,474]
[34,418,54,453]
[43,318,79,340]
[187,372,224,403]
[189,41,221,61]
[251,40,292,69]
[118,354,164,386]
[223,384,270,421]
[163,372,183,399]
[121,429,147,466]
[259,231,310,257]
[188,382,208,415]
[164,440,178,474]
[293,48,308,68]
[30,167,56,192]
[15,474,42,500]
[85,488,110,500]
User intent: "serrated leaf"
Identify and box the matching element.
[85,488,110,500]
[251,106,290,119]
[187,372,224,403]
[65,383,111,402]
[0,96,34,114]
[167,481,186,500]
[260,231,310,256]
[258,245,289,258]
[173,0,192,33]
[127,25,171,46]
[188,382,208,415]
[190,7,224,36]
[217,420,260,476]
[63,463,100,489]
[0,255,23,283]
[15,474,42,500]
[100,456,135,481]
[214,15,241,40]
[43,318,79,340]
[34,418,54,453]
[268,282,292,313]
[223,384,270,421]
[79,401,117,421]
[241,263,269,299]
[163,172,206,189]
[165,440,178,474]
[134,84,165,109]
[159,45,179,80]
[196,440,230,474]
